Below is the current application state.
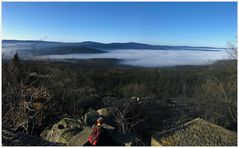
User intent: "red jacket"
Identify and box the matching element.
[88,124,103,145]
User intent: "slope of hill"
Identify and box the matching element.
[3,40,225,51]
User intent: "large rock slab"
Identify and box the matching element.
[151,118,237,146]
[58,128,83,145]
[97,107,113,117]
[40,118,83,144]
[81,110,100,127]
[68,127,93,146]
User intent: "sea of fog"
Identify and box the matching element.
[34,49,228,67]
[2,44,229,67]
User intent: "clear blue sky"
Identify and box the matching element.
[2,2,237,47]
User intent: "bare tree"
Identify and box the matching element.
[226,39,237,59]
[2,51,52,135]
[112,101,143,134]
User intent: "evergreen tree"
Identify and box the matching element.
[9,53,23,82]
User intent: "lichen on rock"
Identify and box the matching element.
[151,118,237,146]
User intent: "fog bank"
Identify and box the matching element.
[35,49,228,67]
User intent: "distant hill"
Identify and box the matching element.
[3,40,225,51]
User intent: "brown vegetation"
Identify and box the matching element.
[2,52,237,145]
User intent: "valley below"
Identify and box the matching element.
[2,40,228,67]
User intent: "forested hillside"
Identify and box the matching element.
[2,55,237,145]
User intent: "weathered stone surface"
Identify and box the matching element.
[2,129,60,146]
[68,127,93,146]
[40,114,117,145]
[81,110,100,127]
[58,127,83,145]
[55,118,82,129]
[151,118,237,146]
[97,107,113,117]
[40,117,83,144]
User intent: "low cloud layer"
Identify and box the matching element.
[34,49,228,67]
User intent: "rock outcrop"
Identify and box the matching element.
[67,127,93,146]
[151,118,237,146]
[40,108,136,146]
[40,118,84,145]
[81,110,100,127]
[97,107,113,117]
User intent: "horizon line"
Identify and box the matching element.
[2,39,226,49]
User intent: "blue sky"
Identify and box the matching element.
[2,2,237,47]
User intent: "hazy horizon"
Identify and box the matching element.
[2,39,228,48]
[2,41,229,67]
